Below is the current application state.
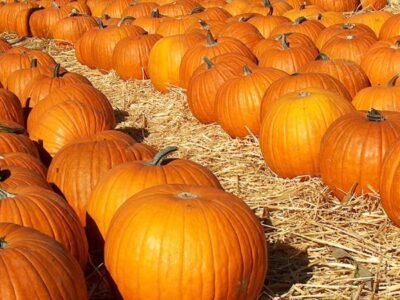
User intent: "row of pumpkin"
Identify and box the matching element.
[0,36,269,299]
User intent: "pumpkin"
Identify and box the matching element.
[190,6,232,21]
[283,4,324,21]
[105,184,267,300]
[315,22,377,50]
[65,2,91,15]
[260,87,355,178]
[0,38,11,53]
[29,3,70,38]
[74,25,100,68]
[51,9,98,44]
[0,89,24,126]
[348,11,392,37]
[300,53,370,98]
[0,223,87,299]
[360,0,387,9]
[27,83,115,131]
[92,17,147,72]
[0,166,51,190]
[246,0,293,16]
[0,123,39,158]
[308,0,359,12]
[270,16,325,43]
[320,34,377,65]
[312,11,345,27]
[187,54,258,124]
[47,130,156,224]
[88,0,110,17]
[247,14,291,38]
[379,14,400,40]
[133,8,166,34]
[113,33,162,80]
[320,109,400,200]
[253,32,317,60]
[121,1,159,18]
[223,0,249,16]
[260,72,351,120]
[148,33,204,93]
[352,74,400,112]
[184,19,225,36]
[88,146,221,239]
[101,0,130,18]
[258,34,318,74]
[0,152,47,179]
[380,140,400,227]
[198,0,227,8]
[0,50,56,86]
[360,39,400,86]
[216,65,288,137]
[179,31,257,89]
[158,0,198,17]
[5,58,54,102]
[0,186,88,269]
[155,15,199,36]
[0,1,38,37]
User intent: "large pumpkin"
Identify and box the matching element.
[87,146,222,239]
[348,11,392,37]
[0,123,39,158]
[0,152,47,179]
[320,109,400,200]
[0,166,51,190]
[379,14,400,40]
[29,3,70,38]
[260,87,355,178]
[0,89,24,126]
[247,14,291,38]
[0,186,88,269]
[0,223,87,299]
[47,130,156,224]
[308,0,358,12]
[216,65,288,137]
[105,184,267,300]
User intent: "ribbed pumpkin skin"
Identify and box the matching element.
[0,89,24,125]
[300,56,370,98]
[0,152,47,179]
[360,41,400,86]
[75,26,99,69]
[27,83,115,130]
[51,14,97,44]
[270,18,325,43]
[148,33,204,93]
[360,0,386,9]
[112,34,162,80]
[121,2,159,18]
[283,5,324,21]
[179,34,257,89]
[0,129,39,158]
[187,53,257,124]
[349,11,392,37]
[101,0,129,18]
[105,184,267,300]
[47,130,155,225]
[155,15,199,36]
[0,39,11,53]
[260,73,351,120]
[0,223,88,300]
[380,141,400,226]
[216,67,288,138]
[0,166,51,190]
[88,154,222,238]
[29,5,70,38]
[0,186,88,270]
[260,88,355,178]
[308,0,358,12]
[379,15,400,40]
[320,111,400,200]
[247,15,291,38]
[312,12,345,27]
[29,100,114,158]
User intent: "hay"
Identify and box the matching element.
[6,25,400,299]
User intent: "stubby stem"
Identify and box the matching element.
[367,108,385,122]
[31,58,38,68]
[0,237,7,249]
[147,146,178,166]
[69,8,81,16]
[342,23,355,30]
[316,53,330,61]
[206,30,217,46]
[199,19,209,30]
[263,0,271,8]
[97,17,105,29]
[53,63,61,78]
[177,191,198,199]
[0,189,15,199]
[0,124,24,134]
[388,74,400,87]
[151,8,160,18]
[243,65,252,76]
[281,34,289,50]
[203,56,214,69]
[294,16,307,24]
[51,1,60,8]
[118,16,135,27]
[191,6,205,14]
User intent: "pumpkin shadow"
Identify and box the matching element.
[114,109,129,123]
[117,126,149,143]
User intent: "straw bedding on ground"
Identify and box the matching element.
[3,12,400,298]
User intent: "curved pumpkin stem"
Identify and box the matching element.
[97,17,105,29]
[0,124,25,134]
[281,33,289,50]
[199,19,209,30]
[151,8,161,18]
[0,237,7,249]
[206,30,217,46]
[31,58,38,68]
[69,8,82,16]
[395,40,400,48]
[51,1,61,9]
[177,191,198,199]
[316,53,330,61]
[263,0,272,8]
[388,74,400,87]
[294,16,307,24]
[118,16,135,27]
[0,189,15,199]
[243,65,252,76]
[367,108,385,122]
[148,146,178,166]
[342,23,355,30]
[53,64,61,78]
[203,56,214,69]
[191,6,205,14]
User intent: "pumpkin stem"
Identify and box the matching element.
[203,56,214,69]
[243,65,252,76]
[191,6,205,14]
[0,237,7,249]
[69,8,81,16]
[118,16,135,27]
[51,1,60,8]
[53,64,61,77]
[0,189,15,199]
[367,108,385,122]
[199,19,209,30]
[177,191,198,199]
[148,146,178,166]
[151,8,161,18]
[298,90,311,97]
[316,53,330,61]
[316,13,322,20]
[206,30,217,46]
[300,3,306,9]
[128,1,139,6]
[97,17,105,29]
[281,33,289,50]
[388,74,400,87]
[274,32,291,41]
[294,16,307,24]
[0,124,24,134]
[345,35,354,40]
[267,6,273,16]
[263,0,271,8]
[395,40,400,48]
[342,23,355,30]
[31,58,38,68]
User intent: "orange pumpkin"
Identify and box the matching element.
[308,0,358,12]
[0,89,24,126]
[0,123,39,158]
[247,14,291,38]
[29,3,70,38]
[348,11,392,37]
[320,109,400,200]
[87,146,221,239]
[379,14,400,40]
[105,184,267,300]
[0,223,87,299]
[260,88,355,178]
[0,152,47,179]
[0,166,51,190]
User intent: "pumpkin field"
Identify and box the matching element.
[0,0,400,299]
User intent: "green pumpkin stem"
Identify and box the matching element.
[203,56,214,69]
[388,74,400,87]
[151,8,160,18]
[367,108,385,122]
[243,65,252,76]
[148,146,178,166]
[0,237,7,249]
[53,64,61,77]
[281,33,289,50]
[0,189,15,199]
[206,30,217,46]
[118,16,135,27]
[263,0,272,8]
[294,16,307,24]
[316,53,330,61]
[31,58,38,68]
[191,6,205,14]
[0,124,25,134]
